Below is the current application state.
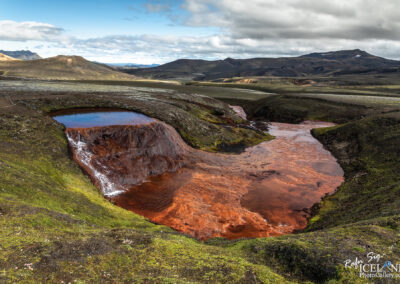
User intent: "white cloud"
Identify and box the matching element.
[144,3,170,13]
[0,20,64,42]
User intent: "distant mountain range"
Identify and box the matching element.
[0,55,135,80]
[123,49,400,80]
[0,50,41,60]
[1,49,399,82]
[108,63,160,68]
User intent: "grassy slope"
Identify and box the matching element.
[241,95,375,124]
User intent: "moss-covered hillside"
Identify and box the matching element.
[309,113,400,230]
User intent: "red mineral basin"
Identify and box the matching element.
[65,117,344,241]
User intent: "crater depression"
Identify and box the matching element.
[53,109,344,240]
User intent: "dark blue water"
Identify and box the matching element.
[53,110,155,128]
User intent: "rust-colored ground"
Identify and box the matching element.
[112,121,344,240]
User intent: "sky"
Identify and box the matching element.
[0,0,399,64]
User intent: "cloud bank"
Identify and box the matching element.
[182,0,400,41]
[1,0,400,63]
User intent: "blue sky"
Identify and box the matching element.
[0,0,216,38]
[0,0,399,63]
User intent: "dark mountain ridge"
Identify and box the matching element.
[124,49,400,80]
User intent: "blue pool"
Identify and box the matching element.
[52,109,155,128]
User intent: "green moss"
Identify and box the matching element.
[352,247,366,253]
[308,114,400,230]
